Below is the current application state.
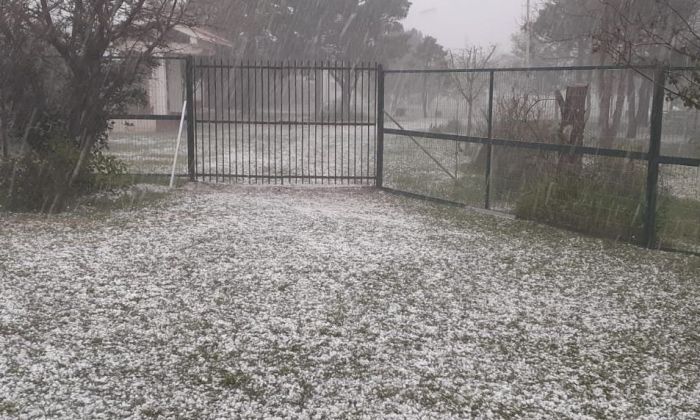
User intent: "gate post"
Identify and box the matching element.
[644,66,666,248]
[484,70,495,209]
[185,56,196,181]
[376,64,385,187]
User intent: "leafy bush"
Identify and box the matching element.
[0,138,126,212]
[515,161,666,245]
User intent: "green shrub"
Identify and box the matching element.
[515,161,666,245]
[0,140,127,212]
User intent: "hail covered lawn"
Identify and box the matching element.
[1,185,698,419]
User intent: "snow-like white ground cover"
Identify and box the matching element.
[1,185,698,418]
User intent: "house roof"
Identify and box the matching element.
[172,25,234,48]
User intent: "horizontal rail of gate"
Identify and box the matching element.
[192,59,379,185]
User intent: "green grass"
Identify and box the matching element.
[0,399,19,416]
[658,195,700,253]
[71,187,174,214]
[387,172,485,206]
[514,174,648,244]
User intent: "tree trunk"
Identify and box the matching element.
[390,77,406,113]
[603,72,627,148]
[0,114,7,160]
[556,86,588,167]
[466,100,474,136]
[598,68,612,145]
[635,77,652,130]
[575,38,587,83]
[49,68,105,213]
[625,71,638,139]
[597,11,613,147]
[7,109,37,207]
[335,70,354,120]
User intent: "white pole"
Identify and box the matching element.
[170,100,188,188]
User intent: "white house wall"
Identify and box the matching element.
[167,60,185,114]
[149,62,169,115]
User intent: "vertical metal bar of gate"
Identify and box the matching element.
[186,57,196,181]
[314,61,318,182]
[369,64,374,184]
[376,64,385,188]
[273,62,278,184]
[354,64,358,184]
[226,59,232,181]
[300,63,304,183]
[294,60,299,183]
[268,60,272,184]
[340,64,345,184]
[320,62,325,184]
[359,64,365,184]
[246,61,251,181]
[254,60,258,183]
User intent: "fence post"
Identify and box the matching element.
[185,56,196,181]
[376,64,385,187]
[484,71,495,209]
[644,66,666,249]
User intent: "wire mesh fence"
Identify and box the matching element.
[106,121,188,176]
[383,133,484,204]
[105,57,189,179]
[382,66,699,254]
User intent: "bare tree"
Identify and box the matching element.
[448,46,497,137]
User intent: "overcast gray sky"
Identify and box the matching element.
[402,0,525,52]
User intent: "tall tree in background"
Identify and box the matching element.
[415,36,446,118]
[528,0,598,67]
[0,0,45,160]
[595,0,700,109]
[193,0,411,115]
[193,0,411,63]
[527,0,700,147]
[387,29,440,113]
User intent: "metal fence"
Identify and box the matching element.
[103,57,698,254]
[193,59,378,184]
[105,57,379,184]
[378,65,699,254]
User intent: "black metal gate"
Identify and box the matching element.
[191,59,379,184]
